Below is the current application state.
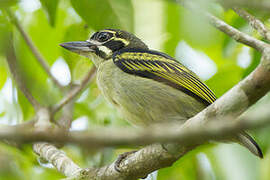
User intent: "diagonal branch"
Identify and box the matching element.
[52,67,96,114]
[3,10,82,177]
[5,38,41,110]
[232,8,270,42]
[4,34,81,177]
[5,9,63,89]
[31,69,96,175]
[33,143,82,177]
[177,0,268,52]
[217,0,270,11]
[32,107,82,177]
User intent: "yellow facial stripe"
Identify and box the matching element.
[101,30,117,34]
[113,37,130,46]
[99,30,130,46]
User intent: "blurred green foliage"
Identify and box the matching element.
[0,0,270,179]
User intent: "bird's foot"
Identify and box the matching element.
[114,150,137,173]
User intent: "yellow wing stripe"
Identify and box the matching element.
[155,62,215,103]
[162,72,204,101]
[169,63,216,102]
[185,74,216,102]
[113,50,216,105]
[153,71,201,98]
[120,52,172,63]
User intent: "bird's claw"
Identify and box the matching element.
[114,150,137,173]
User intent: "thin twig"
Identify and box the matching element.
[206,13,268,51]
[177,0,268,52]
[5,9,63,89]
[52,67,96,114]
[217,0,270,11]
[233,8,270,42]
[56,101,74,130]
[6,38,41,110]
[4,9,83,178]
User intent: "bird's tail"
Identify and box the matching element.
[236,132,263,158]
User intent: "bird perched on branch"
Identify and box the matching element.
[60,29,263,161]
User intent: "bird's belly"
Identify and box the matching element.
[97,61,206,127]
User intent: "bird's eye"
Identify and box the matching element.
[97,32,111,42]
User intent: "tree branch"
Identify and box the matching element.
[232,8,270,42]
[4,11,83,177]
[5,37,41,110]
[56,100,74,130]
[177,0,269,52]
[0,103,269,147]
[5,9,63,89]
[0,101,270,179]
[33,143,82,177]
[217,0,270,11]
[52,67,96,114]
[31,107,83,177]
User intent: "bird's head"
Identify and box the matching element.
[60,29,148,67]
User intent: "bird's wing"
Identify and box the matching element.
[113,49,216,105]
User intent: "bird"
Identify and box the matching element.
[60,29,263,161]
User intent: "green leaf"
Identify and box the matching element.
[12,8,68,107]
[0,111,5,117]
[109,0,134,32]
[17,90,35,121]
[0,65,7,89]
[179,7,223,49]
[0,0,18,8]
[163,1,181,55]
[158,151,197,180]
[0,14,10,88]
[0,13,12,55]
[40,0,59,27]
[70,0,134,31]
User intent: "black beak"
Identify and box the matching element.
[59,41,96,53]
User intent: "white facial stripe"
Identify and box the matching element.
[98,45,112,56]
